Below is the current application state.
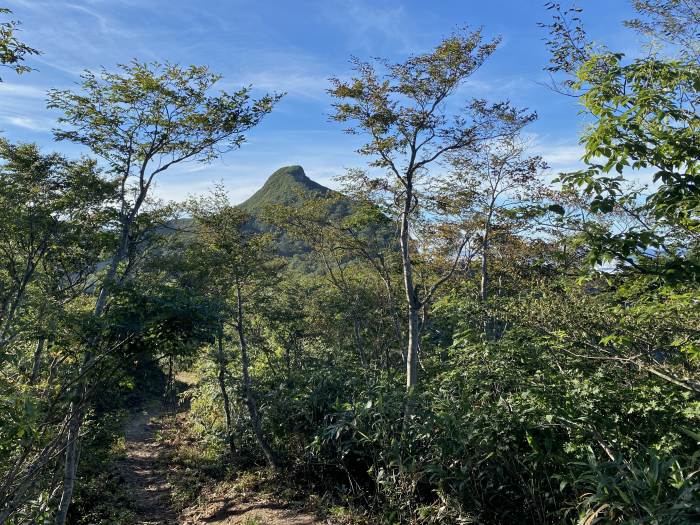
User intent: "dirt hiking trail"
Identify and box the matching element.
[120,403,178,525]
[120,394,328,524]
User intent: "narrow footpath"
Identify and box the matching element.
[120,389,328,524]
[120,403,178,525]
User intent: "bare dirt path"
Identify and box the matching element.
[120,402,178,525]
[120,375,330,525]
[180,490,325,524]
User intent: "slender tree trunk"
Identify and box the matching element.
[54,215,132,525]
[480,231,491,339]
[235,284,279,470]
[480,242,489,303]
[216,325,236,457]
[53,401,83,525]
[406,304,420,390]
[0,427,66,525]
[351,313,366,366]
[384,339,391,374]
[285,341,291,380]
[382,277,405,365]
[0,254,41,349]
[399,179,420,392]
[166,355,175,409]
[29,337,45,385]
[28,303,50,386]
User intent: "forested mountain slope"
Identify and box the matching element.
[170,164,392,271]
[239,165,334,210]
[239,165,356,261]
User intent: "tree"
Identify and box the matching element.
[48,61,282,319]
[47,61,282,524]
[187,188,281,470]
[329,28,535,390]
[625,0,700,61]
[446,138,548,337]
[0,8,38,80]
[542,2,700,282]
[267,193,404,370]
[0,141,111,351]
[0,142,113,525]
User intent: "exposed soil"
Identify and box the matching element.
[120,388,328,524]
[180,495,325,524]
[120,403,178,525]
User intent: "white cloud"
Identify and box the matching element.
[322,0,414,53]
[526,132,585,172]
[0,82,47,99]
[539,144,584,168]
[2,115,51,131]
[63,3,134,37]
[527,133,660,188]
[461,76,534,99]
[0,81,56,136]
[223,66,332,102]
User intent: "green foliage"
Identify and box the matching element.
[545,2,700,281]
[0,8,39,79]
[574,451,700,524]
[240,165,332,212]
[68,412,135,525]
[3,3,700,524]
[328,27,509,167]
[48,61,282,172]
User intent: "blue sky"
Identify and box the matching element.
[1,0,642,203]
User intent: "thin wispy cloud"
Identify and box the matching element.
[322,0,416,53]
[2,115,51,132]
[0,82,47,99]
[461,76,538,99]
[237,70,331,102]
[63,3,134,37]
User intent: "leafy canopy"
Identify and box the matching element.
[48,61,283,190]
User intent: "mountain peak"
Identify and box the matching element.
[240,165,330,211]
[267,165,309,183]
